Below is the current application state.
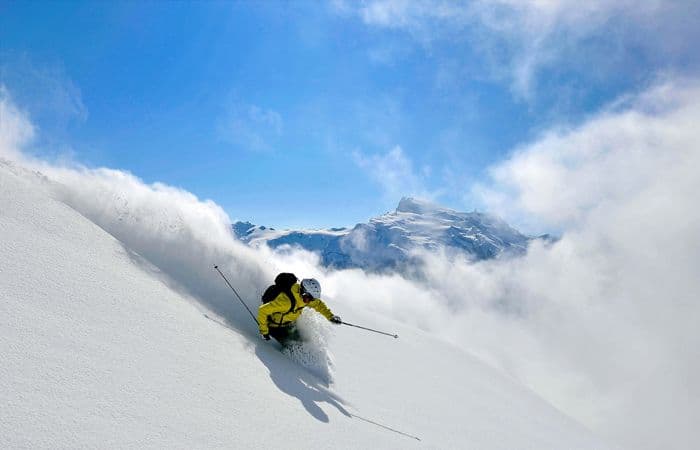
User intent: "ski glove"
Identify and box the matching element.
[262,334,271,341]
[330,315,342,324]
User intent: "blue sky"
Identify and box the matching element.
[1,1,698,229]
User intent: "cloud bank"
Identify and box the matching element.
[450,78,700,448]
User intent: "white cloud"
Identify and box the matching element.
[466,77,700,449]
[478,77,700,229]
[353,145,437,201]
[336,0,700,99]
[218,103,284,152]
[355,0,470,32]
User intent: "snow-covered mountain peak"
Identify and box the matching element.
[234,197,538,272]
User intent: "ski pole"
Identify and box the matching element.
[341,321,398,339]
[213,265,258,326]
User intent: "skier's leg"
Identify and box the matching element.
[268,325,294,344]
[268,324,300,345]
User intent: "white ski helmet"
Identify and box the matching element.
[300,278,322,299]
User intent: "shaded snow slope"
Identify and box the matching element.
[1,161,612,449]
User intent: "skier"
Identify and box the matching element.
[258,277,341,343]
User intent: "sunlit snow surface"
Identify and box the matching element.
[0,159,611,449]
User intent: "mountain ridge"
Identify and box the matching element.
[233,197,542,272]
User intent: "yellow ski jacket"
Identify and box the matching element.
[258,283,334,335]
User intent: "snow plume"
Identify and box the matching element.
[283,311,337,384]
[0,93,272,336]
[0,86,34,161]
[41,165,274,333]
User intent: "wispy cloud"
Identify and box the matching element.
[351,0,470,33]
[335,0,700,100]
[217,103,283,152]
[353,145,437,202]
[0,53,88,127]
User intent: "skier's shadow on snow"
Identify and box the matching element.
[254,343,351,423]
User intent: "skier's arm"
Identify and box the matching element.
[308,298,334,321]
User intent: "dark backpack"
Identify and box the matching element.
[261,272,298,313]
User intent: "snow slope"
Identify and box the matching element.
[0,160,612,449]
